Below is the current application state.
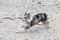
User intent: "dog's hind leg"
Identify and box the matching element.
[37,24,43,25]
[42,21,49,28]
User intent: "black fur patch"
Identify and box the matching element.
[35,13,48,21]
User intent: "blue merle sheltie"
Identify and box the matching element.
[22,12,49,30]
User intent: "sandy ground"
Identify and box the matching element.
[0,0,60,40]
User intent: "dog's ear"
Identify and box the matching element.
[28,13,30,15]
[24,12,27,15]
[28,13,31,17]
[24,12,30,15]
[24,12,28,17]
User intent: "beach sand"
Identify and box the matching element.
[0,0,60,40]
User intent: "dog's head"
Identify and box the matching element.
[23,12,31,22]
[24,12,31,20]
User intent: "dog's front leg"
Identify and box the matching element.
[24,27,30,30]
[21,24,30,30]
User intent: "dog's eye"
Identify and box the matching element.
[33,17,36,20]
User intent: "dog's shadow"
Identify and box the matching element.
[15,26,49,34]
[29,26,49,33]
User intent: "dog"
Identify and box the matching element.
[22,13,49,30]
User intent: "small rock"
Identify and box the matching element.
[37,2,41,4]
